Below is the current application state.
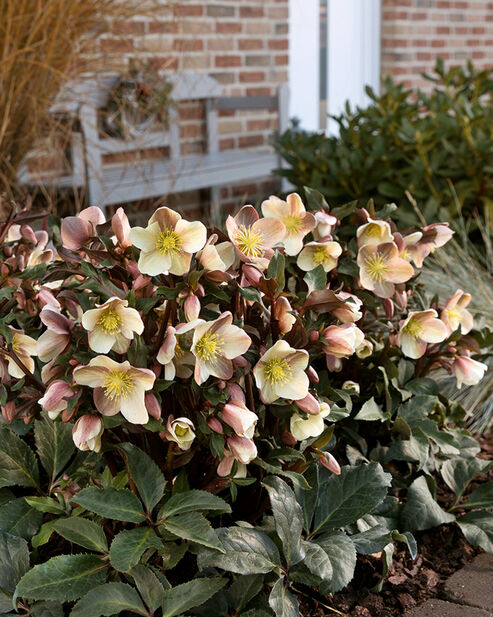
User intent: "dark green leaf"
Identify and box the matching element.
[0,498,42,540]
[268,577,299,617]
[16,555,106,602]
[30,600,64,617]
[0,426,39,489]
[160,490,230,518]
[70,582,148,617]
[301,540,333,582]
[72,487,145,523]
[109,527,162,572]
[226,574,264,613]
[25,497,65,515]
[53,518,108,552]
[441,458,493,498]
[401,476,454,531]
[162,512,223,552]
[119,443,165,513]
[161,578,227,617]
[457,511,493,553]
[317,531,357,594]
[463,481,493,510]
[0,532,29,611]
[354,397,387,421]
[34,418,74,482]
[129,564,166,613]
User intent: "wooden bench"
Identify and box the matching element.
[20,72,289,217]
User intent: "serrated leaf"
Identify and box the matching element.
[53,518,108,552]
[16,555,106,602]
[30,600,64,617]
[268,577,299,617]
[72,487,145,523]
[441,458,492,498]
[301,540,333,582]
[317,531,357,593]
[130,564,166,613]
[0,532,29,611]
[162,512,223,552]
[34,418,74,482]
[312,463,392,534]
[226,574,264,613]
[354,397,387,421]
[110,527,162,572]
[0,498,42,540]
[457,510,493,553]
[263,476,305,566]
[159,490,231,518]
[0,426,39,489]
[119,443,165,513]
[161,578,227,617]
[197,527,281,575]
[25,497,65,515]
[70,582,147,617]
[401,476,455,531]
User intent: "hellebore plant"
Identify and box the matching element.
[0,191,491,617]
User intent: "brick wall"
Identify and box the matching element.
[381,0,493,90]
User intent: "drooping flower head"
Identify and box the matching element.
[253,339,309,404]
[297,240,342,272]
[198,234,236,272]
[165,416,195,450]
[82,297,144,354]
[452,354,488,389]
[73,356,155,424]
[357,217,393,248]
[261,193,316,256]
[38,380,75,420]
[312,210,337,240]
[191,312,251,385]
[36,306,73,363]
[157,325,195,380]
[222,400,258,438]
[322,323,365,358]
[61,206,105,250]
[7,329,37,378]
[72,415,103,452]
[357,242,414,298]
[441,289,473,335]
[226,205,286,270]
[130,206,207,276]
[290,401,331,441]
[398,310,448,359]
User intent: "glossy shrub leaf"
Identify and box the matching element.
[119,443,165,513]
[354,397,387,421]
[162,511,224,552]
[0,426,39,489]
[161,577,227,617]
[197,527,281,575]
[34,417,74,481]
[30,600,64,617]
[317,531,357,594]
[0,498,42,540]
[130,564,167,613]
[72,487,145,523]
[226,574,264,613]
[457,511,493,553]
[313,463,392,535]
[441,458,492,498]
[109,527,162,572]
[70,582,148,617]
[16,555,106,602]
[160,489,231,518]
[0,532,29,612]
[401,476,454,531]
[53,518,108,552]
[301,540,333,582]
[263,476,305,566]
[463,481,493,510]
[268,577,299,617]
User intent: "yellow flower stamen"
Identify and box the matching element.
[283,214,302,234]
[403,319,423,339]
[365,223,382,238]
[235,226,264,258]
[156,229,182,255]
[97,307,122,335]
[446,308,460,323]
[312,245,328,265]
[264,357,292,384]
[103,369,134,400]
[195,332,224,361]
[174,338,185,358]
[366,255,389,281]
[11,338,21,354]
[174,424,188,437]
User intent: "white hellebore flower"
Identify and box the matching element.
[191,312,251,385]
[72,415,104,452]
[130,206,206,276]
[253,339,309,404]
[441,289,474,335]
[222,400,258,438]
[290,401,331,441]
[82,297,144,354]
[261,193,316,256]
[357,242,414,298]
[452,355,488,389]
[166,416,195,450]
[8,329,37,378]
[357,217,393,248]
[198,234,236,272]
[157,325,195,380]
[297,240,342,272]
[398,310,448,359]
[73,356,155,424]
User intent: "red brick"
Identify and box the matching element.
[174,5,203,16]
[275,54,288,65]
[247,119,273,131]
[412,12,427,20]
[232,182,258,196]
[206,4,236,18]
[173,39,203,52]
[417,52,432,60]
[112,21,145,35]
[268,39,288,50]
[246,87,272,96]
[436,26,451,34]
[180,125,200,139]
[472,51,485,58]
[431,39,446,47]
[149,21,178,34]
[215,55,242,67]
[239,135,265,148]
[466,39,481,46]
[239,71,265,82]
[240,7,264,18]
[149,57,178,71]
[219,138,235,151]
[238,39,264,50]
[472,27,486,34]
[101,38,133,53]
[216,22,242,34]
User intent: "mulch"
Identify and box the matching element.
[298,432,493,617]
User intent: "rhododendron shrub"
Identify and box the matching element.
[0,193,490,616]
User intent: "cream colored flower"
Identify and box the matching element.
[8,329,37,378]
[198,234,236,272]
[36,306,72,362]
[398,231,429,267]
[253,339,309,404]
[357,218,393,248]
[226,205,286,270]
[297,240,342,272]
[157,325,195,380]
[357,242,414,298]
[273,296,296,334]
[290,401,331,441]
[130,206,207,276]
[82,297,144,354]
[222,400,258,438]
[191,312,251,385]
[38,380,75,420]
[441,289,473,335]
[312,210,337,240]
[398,310,448,359]
[322,323,365,358]
[73,356,155,424]
[165,416,195,450]
[261,193,316,256]
[72,415,103,452]
[452,355,488,389]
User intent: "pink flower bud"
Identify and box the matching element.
[394,289,408,310]
[309,331,320,342]
[217,380,227,390]
[184,294,201,321]
[2,401,16,423]
[307,366,319,383]
[111,207,131,248]
[37,288,61,309]
[21,225,37,245]
[222,401,258,438]
[228,435,257,464]
[233,356,249,369]
[207,417,224,434]
[296,392,320,415]
[61,216,91,250]
[196,283,205,297]
[242,264,263,286]
[72,415,103,452]
[383,298,394,319]
[226,383,245,403]
[145,393,161,419]
[320,452,341,475]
